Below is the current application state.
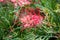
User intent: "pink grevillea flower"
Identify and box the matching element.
[11,0,31,7]
[20,15,43,28]
[0,0,3,2]
[19,8,45,29]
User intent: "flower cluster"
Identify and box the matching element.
[19,8,45,28]
[0,0,45,29]
[11,0,31,7]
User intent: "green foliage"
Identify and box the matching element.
[0,0,60,40]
